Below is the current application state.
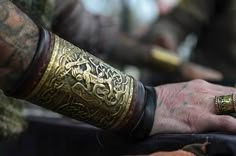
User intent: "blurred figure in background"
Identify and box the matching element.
[158,0,181,15]
[71,0,222,84]
[142,0,236,85]
[81,0,159,38]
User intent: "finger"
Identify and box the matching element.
[181,63,223,81]
[202,96,216,113]
[204,114,236,133]
[209,83,236,94]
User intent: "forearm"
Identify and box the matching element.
[0,0,39,91]
[1,0,156,139]
[7,29,156,139]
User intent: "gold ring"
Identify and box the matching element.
[215,94,236,114]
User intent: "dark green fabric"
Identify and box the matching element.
[0,91,25,138]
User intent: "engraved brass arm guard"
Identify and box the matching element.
[7,28,157,139]
[28,34,134,129]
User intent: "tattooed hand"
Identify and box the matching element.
[151,79,236,134]
[0,0,39,91]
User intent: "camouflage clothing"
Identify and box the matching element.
[0,91,25,138]
[143,0,236,79]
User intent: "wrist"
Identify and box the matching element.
[127,85,157,140]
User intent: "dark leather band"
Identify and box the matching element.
[130,86,157,140]
[7,27,52,98]
[118,81,146,133]
[118,83,157,140]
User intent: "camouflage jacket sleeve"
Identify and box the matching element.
[142,0,216,46]
[0,91,25,137]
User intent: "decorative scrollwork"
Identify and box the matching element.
[27,35,134,129]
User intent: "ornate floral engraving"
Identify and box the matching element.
[27,36,134,128]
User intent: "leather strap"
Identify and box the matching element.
[130,86,157,140]
[118,84,157,140]
[118,81,146,133]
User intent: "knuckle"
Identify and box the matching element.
[228,87,236,93]
[191,79,208,84]
[189,79,212,93]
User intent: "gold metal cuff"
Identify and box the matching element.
[27,35,134,129]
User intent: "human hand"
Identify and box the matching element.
[151,79,236,134]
